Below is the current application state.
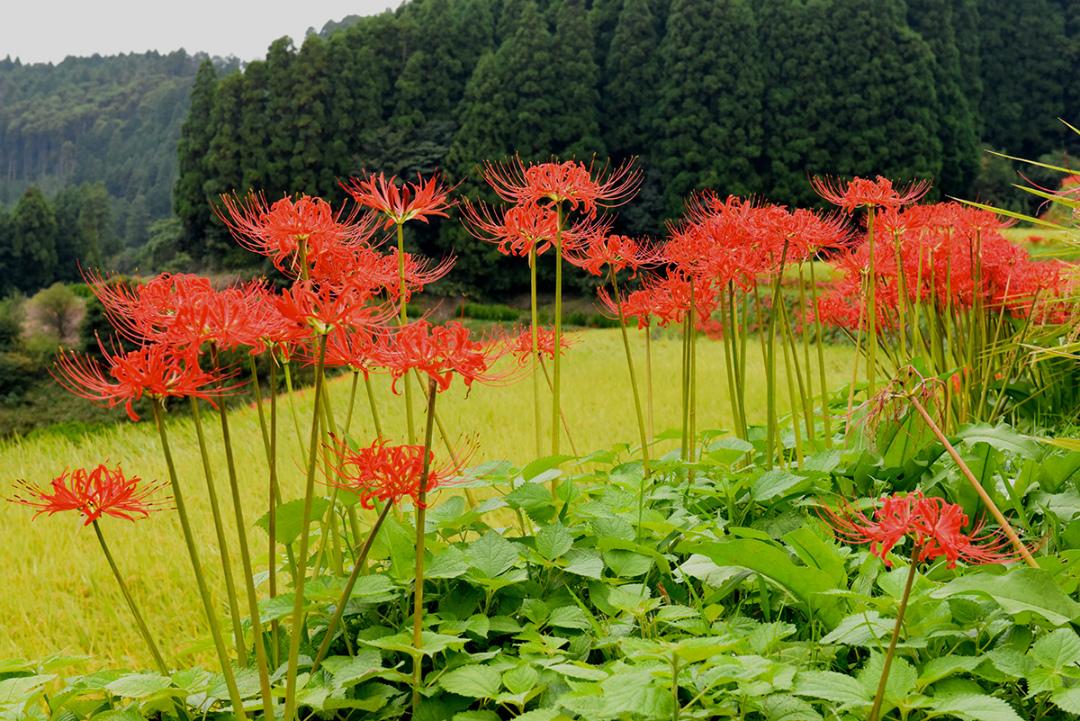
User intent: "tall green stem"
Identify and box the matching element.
[344,370,360,437]
[311,502,393,673]
[283,335,329,721]
[808,262,833,447]
[92,521,169,674]
[151,402,246,721]
[869,553,919,721]
[363,373,384,439]
[188,397,246,663]
[644,324,654,440]
[611,272,650,473]
[412,377,439,716]
[397,222,416,444]
[530,248,543,457]
[865,207,878,397]
[551,205,564,456]
[217,398,275,719]
[764,241,791,467]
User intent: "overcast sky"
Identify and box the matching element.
[2,1,402,64]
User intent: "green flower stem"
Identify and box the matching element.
[644,323,654,440]
[188,397,247,663]
[869,552,920,721]
[779,299,811,454]
[283,334,329,721]
[611,272,650,474]
[282,359,307,458]
[92,520,169,674]
[249,355,271,463]
[720,291,742,439]
[217,398,275,720]
[344,370,360,437]
[311,501,393,673]
[530,248,543,458]
[409,370,477,508]
[779,302,804,467]
[363,373,384,439]
[688,286,698,470]
[551,204,564,458]
[412,376,439,717]
[796,264,816,443]
[538,357,579,457]
[808,262,832,447]
[679,310,691,462]
[397,222,416,444]
[865,206,878,397]
[764,240,790,466]
[267,357,283,665]
[151,402,247,721]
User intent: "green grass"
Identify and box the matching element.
[0,329,856,667]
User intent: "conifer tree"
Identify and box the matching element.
[550,0,603,158]
[653,0,764,214]
[174,60,217,255]
[11,187,58,291]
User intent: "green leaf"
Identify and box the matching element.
[1031,628,1080,670]
[930,569,1080,626]
[506,482,557,523]
[255,497,330,545]
[520,455,574,482]
[438,665,502,699]
[502,665,539,695]
[956,423,1041,459]
[363,631,466,657]
[105,673,173,699]
[793,671,871,707]
[547,606,591,631]
[858,654,916,707]
[760,694,823,721]
[917,657,982,687]
[427,546,469,579]
[1051,687,1080,715]
[602,549,653,577]
[535,523,574,561]
[321,650,383,690]
[466,531,521,578]
[560,548,604,579]
[782,525,847,587]
[683,539,843,626]
[819,612,891,646]
[931,694,1023,721]
[750,470,809,503]
[0,675,55,705]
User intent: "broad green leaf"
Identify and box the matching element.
[452,712,499,721]
[0,675,55,704]
[363,631,466,657]
[467,531,521,578]
[760,694,823,721]
[322,650,383,690]
[105,673,173,699]
[511,709,564,721]
[535,523,574,561]
[783,525,847,587]
[502,665,539,695]
[520,455,574,482]
[1031,628,1080,670]
[547,605,591,631]
[931,693,1023,721]
[956,423,1040,459]
[255,497,330,545]
[602,549,653,577]
[438,665,502,699]
[751,470,809,503]
[819,612,891,646]
[858,654,916,707]
[793,671,871,706]
[917,656,982,687]
[930,569,1080,626]
[506,482,557,523]
[683,539,844,626]
[427,546,469,579]
[560,548,604,579]
[1051,687,1080,715]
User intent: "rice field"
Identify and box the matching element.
[0,329,856,667]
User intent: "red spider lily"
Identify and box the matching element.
[9,464,168,525]
[378,249,456,303]
[325,437,463,509]
[382,320,513,393]
[567,233,664,277]
[630,270,719,329]
[275,280,394,336]
[482,157,641,217]
[509,326,573,364]
[460,200,609,257]
[52,342,231,421]
[323,324,391,375]
[85,271,215,345]
[216,192,376,275]
[810,175,931,212]
[342,172,455,229]
[819,491,1023,568]
[308,243,399,292]
[597,285,655,329]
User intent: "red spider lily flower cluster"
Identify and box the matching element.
[342,172,455,228]
[383,320,513,393]
[461,200,610,258]
[482,157,642,217]
[814,201,1075,330]
[811,175,931,212]
[509,326,573,364]
[9,464,167,525]
[325,438,463,509]
[216,193,376,275]
[53,343,229,421]
[567,233,664,278]
[819,491,1023,568]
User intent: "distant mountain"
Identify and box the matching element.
[0,51,238,226]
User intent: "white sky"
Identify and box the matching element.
[1,1,402,64]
